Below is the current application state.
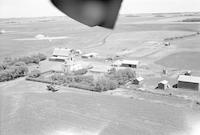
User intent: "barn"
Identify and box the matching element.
[177,75,200,91]
[121,60,139,68]
[112,60,139,68]
[49,48,71,62]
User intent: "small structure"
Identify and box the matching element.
[47,84,59,92]
[133,77,144,85]
[163,69,168,75]
[184,70,192,76]
[113,60,139,68]
[49,48,71,62]
[82,53,98,59]
[177,75,200,91]
[75,50,82,56]
[164,42,170,46]
[157,80,170,90]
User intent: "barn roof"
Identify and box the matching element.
[159,80,168,85]
[82,53,98,57]
[178,75,200,84]
[113,60,139,66]
[53,48,71,57]
[121,60,139,65]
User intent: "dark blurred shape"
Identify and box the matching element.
[50,0,123,29]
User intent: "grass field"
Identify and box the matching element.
[0,79,200,135]
[156,51,200,70]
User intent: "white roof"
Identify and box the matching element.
[136,77,144,81]
[121,60,139,65]
[178,75,200,84]
[53,48,71,57]
[159,80,168,84]
[113,60,139,66]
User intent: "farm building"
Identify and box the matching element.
[49,48,71,62]
[133,77,144,85]
[177,75,200,91]
[157,80,170,90]
[82,53,98,59]
[184,70,192,76]
[112,60,139,68]
[164,42,170,46]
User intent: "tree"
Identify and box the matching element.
[94,76,118,92]
[108,68,136,85]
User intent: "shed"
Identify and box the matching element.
[157,80,169,90]
[164,42,170,46]
[133,77,144,85]
[184,70,192,76]
[112,60,139,68]
[82,53,98,59]
[121,60,139,68]
[177,75,200,91]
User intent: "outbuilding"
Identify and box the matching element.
[164,42,170,46]
[177,75,200,91]
[133,77,144,85]
[112,60,139,68]
[49,48,71,62]
[82,53,98,59]
[157,80,170,90]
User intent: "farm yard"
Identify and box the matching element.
[1,12,200,135]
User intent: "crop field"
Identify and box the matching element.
[0,79,200,135]
[1,13,200,135]
[156,51,200,70]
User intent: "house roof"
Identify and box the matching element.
[178,75,200,84]
[159,80,168,85]
[53,48,71,57]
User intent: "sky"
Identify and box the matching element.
[0,0,200,18]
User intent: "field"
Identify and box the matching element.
[1,12,200,135]
[1,79,200,135]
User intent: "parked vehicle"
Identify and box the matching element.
[47,84,59,92]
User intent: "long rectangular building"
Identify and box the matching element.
[177,75,200,91]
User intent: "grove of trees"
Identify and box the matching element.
[0,53,47,82]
